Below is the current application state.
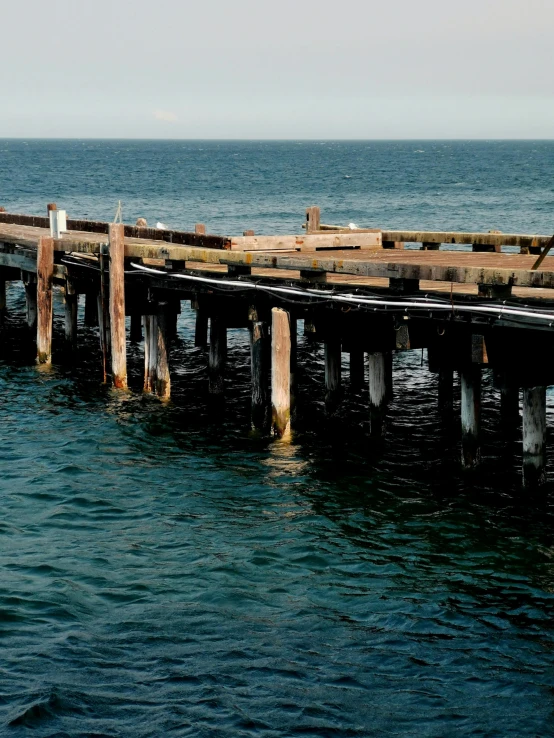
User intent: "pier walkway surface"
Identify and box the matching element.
[1,205,554,489]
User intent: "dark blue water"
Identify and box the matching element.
[1,141,554,737]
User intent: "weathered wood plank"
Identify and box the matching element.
[227,232,382,251]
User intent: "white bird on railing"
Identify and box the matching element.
[348,223,358,230]
[156,221,167,230]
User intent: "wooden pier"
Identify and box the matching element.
[1,205,554,487]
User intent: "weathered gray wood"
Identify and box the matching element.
[461,367,481,468]
[250,320,270,430]
[97,293,111,383]
[155,305,171,400]
[324,336,341,413]
[209,314,227,395]
[368,352,387,437]
[143,314,157,392]
[64,279,78,347]
[108,224,127,389]
[271,308,291,439]
[22,272,37,331]
[37,236,54,364]
[305,206,321,233]
[290,315,297,421]
[522,386,547,487]
[227,232,382,251]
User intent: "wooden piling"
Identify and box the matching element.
[290,315,297,420]
[97,293,110,383]
[64,279,78,348]
[460,366,481,468]
[305,206,321,233]
[250,319,270,430]
[522,386,547,487]
[155,304,171,400]
[368,352,387,437]
[130,312,143,342]
[324,335,342,413]
[194,300,209,348]
[271,308,291,439]
[84,292,98,327]
[108,224,127,389]
[22,272,37,331]
[143,314,157,393]
[209,314,227,395]
[438,367,454,414]
[350,350,365,389]
[36,236,54,364]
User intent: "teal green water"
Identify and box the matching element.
[1,141,554,736]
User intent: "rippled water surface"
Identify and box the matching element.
[1,141,554,736]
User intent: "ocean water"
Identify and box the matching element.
[1,140,554,737]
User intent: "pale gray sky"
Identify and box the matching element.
[2,0,553,138]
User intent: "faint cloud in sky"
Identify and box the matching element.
[154,110,178,123]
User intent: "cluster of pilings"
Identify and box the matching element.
[4,225,553,489]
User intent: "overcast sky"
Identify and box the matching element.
[2,0,552,138]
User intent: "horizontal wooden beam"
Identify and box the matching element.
[226,232,382,251]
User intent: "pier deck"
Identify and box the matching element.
[1,205,554,488]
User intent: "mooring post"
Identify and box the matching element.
[63,278,78,348]
[250,318,270,430]
[155,303,171,400]
[350,349,365,389]
[460,366,481,468]
[22,271,37,331]
[368,352,387,437]
[84,292,99,327]
[324,335,342,414]
[209,313,227,395]
[108,223,127,389]
[271,307,291,439]
[522,386,547,487]
[36,236,54,365]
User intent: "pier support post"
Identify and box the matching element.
[194,301,209,348]
[22,272,37,331]
[460,366,481,468]
[143,314,157,393]
[97,293,111,383]
[37,236,54,365]
[64,279,78,348]
[324,335,342,414]
[130,312,143,342]
[84,292,98,327]
[155,303,171,400]
[497,372,520,430]
[0,272,6,326]
[209,314,227,395]
[108,224,127,389]
[438,367,454,414]
[522,386,547,487]
[250,319,270,430]
[271,307,291,439]
[350,349,365,389]
[368,352,387,437]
